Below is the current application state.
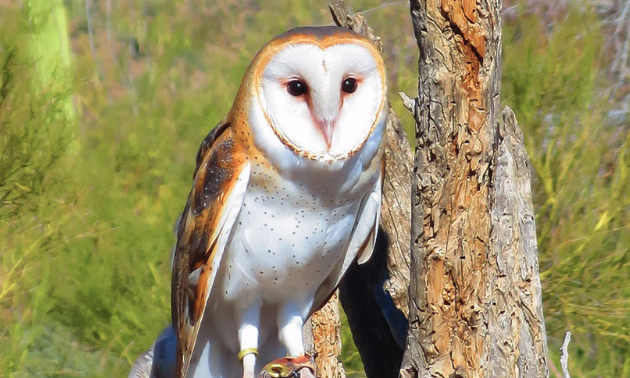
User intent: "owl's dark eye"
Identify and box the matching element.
[287,80,307,96]
[341,77,358,94]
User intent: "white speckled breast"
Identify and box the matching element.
[219,152,374,305]
[199,149,378,361]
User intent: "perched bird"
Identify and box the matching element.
[171,26,388,378]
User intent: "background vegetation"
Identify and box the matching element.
[0,0,628,377]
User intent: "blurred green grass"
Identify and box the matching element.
[502,8,630,377]
[0,1,628,377]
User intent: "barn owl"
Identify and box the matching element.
[171,26,388,378]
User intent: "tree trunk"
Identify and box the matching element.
[338,112,411,378]
[328,3,413,378]
[400,0,549,377]
[304,292,346,378]
[320,1,550,377]
[306,4,416,377]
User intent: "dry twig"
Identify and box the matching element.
[560,331,572,378]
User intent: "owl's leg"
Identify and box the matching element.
[237,302,262,378]
[257,304,315,378]
[277,304,304,357]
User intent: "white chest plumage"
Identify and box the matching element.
[219,158,375,307]
[189,153,381,378]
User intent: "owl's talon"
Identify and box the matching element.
[257,354,315,378]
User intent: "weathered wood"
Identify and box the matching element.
[329,2,413,377]
[308,292,346,378]
[339,224,406,378]
[330,2,413,318]
[337,110,412,378]
[304,293,345,378]
[380,110,414,318]
[485,107,549,377]
[401,0,549,377]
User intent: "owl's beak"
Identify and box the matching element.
[317,120,334,150]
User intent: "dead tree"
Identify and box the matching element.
[326,4,413,378]
[329,1,550,378]
[304,292,346,378]
[399,0,550,377]
[301,3,416,378]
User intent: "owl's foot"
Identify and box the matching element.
[257,354,315,378]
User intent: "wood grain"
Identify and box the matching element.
[401,0,550,377]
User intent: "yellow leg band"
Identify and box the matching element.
[238,348,259,362]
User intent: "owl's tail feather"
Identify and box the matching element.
[189,325,240,378]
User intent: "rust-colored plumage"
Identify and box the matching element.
[171,121,250,377]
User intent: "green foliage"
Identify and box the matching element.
[339,309,365,378]
[503,9,630,378]
[0,4,84,376]
[1,1,628,377]
[0,34,69,216]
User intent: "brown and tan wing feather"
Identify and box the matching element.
[171,121,250,378]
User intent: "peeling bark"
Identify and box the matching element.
[330,2,413,378]
[379,111,414,318]
[320,2,549,378]
[308,292,346,378]
[329,3,413,318]
[401,0,549,377]
[485,107,549,377]
[304,292,346,378]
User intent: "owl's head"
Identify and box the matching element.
[240,26,387,164]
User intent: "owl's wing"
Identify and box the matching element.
[311,159,384,313]
[171,121,250,378]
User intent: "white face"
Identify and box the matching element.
[259,43,385,158]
